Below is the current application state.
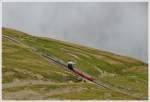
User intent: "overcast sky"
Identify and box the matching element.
[2,2,148,63]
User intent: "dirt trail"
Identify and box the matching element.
[3,79,72,89]
[3,86,84,100]
[46,87,83,97]
[3,89,44,100]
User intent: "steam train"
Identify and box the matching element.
[67,61,95,81]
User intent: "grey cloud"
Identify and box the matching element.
[2,2,148,63]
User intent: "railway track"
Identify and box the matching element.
[2,34,144,99]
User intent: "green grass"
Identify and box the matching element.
[2,27,148,100]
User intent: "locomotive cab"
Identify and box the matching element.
[67,61,75,70]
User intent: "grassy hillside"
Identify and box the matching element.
[2,28,148,100]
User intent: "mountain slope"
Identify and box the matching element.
[2,28,148,100]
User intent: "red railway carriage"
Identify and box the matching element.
[73,68,95,81]
[67,61,95,81]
